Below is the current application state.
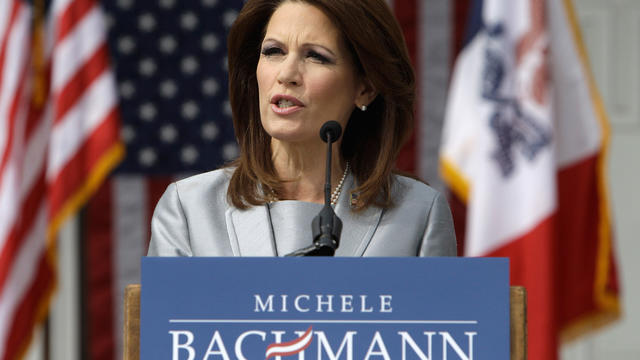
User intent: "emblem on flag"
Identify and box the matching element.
[481,23,552,177]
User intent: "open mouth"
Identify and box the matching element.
[277,99,297,108]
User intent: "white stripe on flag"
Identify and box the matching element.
[0,6,30,155]
[0,1,11,39]
[48,70,117,180]
[0,205,47,360]
[22,103,53,199]
[0,5,31,251]
[0,98,49,248]
[51,0,74,19]
[52,6,106,92]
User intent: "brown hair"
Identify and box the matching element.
[226,0,415,210]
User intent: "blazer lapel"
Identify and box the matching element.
[225,205,276,256]
[224,174,383,257]
[334,174,384,256]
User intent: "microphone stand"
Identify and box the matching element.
[286,122,343,256]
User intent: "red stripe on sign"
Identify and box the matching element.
[56,0,96,44]
[265,326,313,359]
[85,178,115,360]
[393,0,417,173]
[2,252,56,360]
[487,215,558,360]
[48,107,119,216]
[0,170,47,294]
[54,43,110,124]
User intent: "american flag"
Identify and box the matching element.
[103,0,240,175]
[82,0,242,358]
[0,0,122,358]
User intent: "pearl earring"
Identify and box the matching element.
[360,105,367,111]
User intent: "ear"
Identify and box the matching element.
[354,78,378,109]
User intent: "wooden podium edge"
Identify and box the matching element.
[510,285,528,360]
[124,284,527,359]
[124,284,141,360]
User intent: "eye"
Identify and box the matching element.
[261,46,284,56]
[306,50,331,64]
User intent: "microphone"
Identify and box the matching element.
[319,121,342,205]
[320,121,342,143]
[286,121,344,256]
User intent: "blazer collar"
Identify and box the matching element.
[333,173,383,256]
[226,204,277,256]
[226,173,383,257]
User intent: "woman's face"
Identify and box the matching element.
[256,1,366,146]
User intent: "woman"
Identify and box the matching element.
[147,0,456,257]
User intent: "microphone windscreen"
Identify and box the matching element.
[319,121,342,143]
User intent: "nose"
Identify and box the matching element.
[276,56,302,86]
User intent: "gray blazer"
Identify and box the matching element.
[147,169,457,257]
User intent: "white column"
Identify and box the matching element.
[419,0,451,190]
[49,215,80,360]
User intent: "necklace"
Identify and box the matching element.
[330,161,349,205]
[269,161,350,206]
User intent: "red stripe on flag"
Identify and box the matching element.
[0,171,47,293]
[393,0,417,173]
[0,56,30,184]
[54,43,110,123]
[85,178,115,360]
[48,107,120,216]
[2,252,56,360]
[56,0,96,44]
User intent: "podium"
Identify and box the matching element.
[123,285,526,359]
[129,258,525,359]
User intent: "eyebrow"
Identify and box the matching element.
[261,37,338,58]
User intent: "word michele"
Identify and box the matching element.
[253,294,393,313]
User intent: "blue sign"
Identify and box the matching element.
[141,257,509,359]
